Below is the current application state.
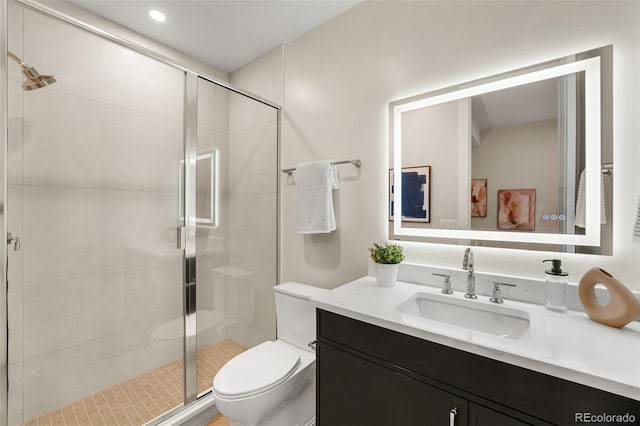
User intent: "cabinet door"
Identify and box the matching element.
[470,403,532,426]
[317,342,468,426]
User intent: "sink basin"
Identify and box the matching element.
[396,292,531,340]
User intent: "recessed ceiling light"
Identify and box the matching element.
[149,10,166,22]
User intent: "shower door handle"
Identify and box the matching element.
[177,227,186,250]
[6,232,20,251]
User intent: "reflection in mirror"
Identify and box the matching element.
[180,150,218,226]
[471,75,582,236]
[389,46,612,254]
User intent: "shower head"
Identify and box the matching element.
[20,66,57,91]
[8,51,57,91]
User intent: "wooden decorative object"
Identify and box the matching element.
[578,267,640,328]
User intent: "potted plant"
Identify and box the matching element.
[369,242,405,287]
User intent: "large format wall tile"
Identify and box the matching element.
[225,81,278,349]
[22,186,182,283]
[228,120,278,196]
[228,193,277,266]
[22,186,124,284]
[22,336,183,420]
[23,89,182,192]
[230,47,283,107]
[24,9,184,122]
[198,78,230,133]
[23,310,103,361]
[224,259,276,349]
[195,78,231,350]
[7,184,23,318]
[122,190,183,271]
[229,92,278,132]
[23,274,102,328]
[7,183,24,426]
[8,79,23,184]
[8,0,23,82]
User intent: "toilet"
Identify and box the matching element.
[212,282,327,426]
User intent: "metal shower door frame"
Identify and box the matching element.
[0,0,9,425]
[0,0,282,424]
[183,72,198,406]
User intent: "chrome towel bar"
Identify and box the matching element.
[281,159,362,176]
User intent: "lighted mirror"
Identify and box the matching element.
[180,150,218,226]
[389,46,612,254]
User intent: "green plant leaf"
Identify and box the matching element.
[368,242,405,264]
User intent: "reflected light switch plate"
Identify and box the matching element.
[440,219,458,229]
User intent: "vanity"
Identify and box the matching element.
[312,275,640,426]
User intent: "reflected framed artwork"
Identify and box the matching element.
[471,179,487,217]
[389,166,431,223]
[497,189,536,231]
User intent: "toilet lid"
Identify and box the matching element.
[213,341,301,398]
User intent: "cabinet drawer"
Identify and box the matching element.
[317,309,640,425]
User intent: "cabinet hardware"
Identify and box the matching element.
[308,339,317,351]
[449,407,457,425]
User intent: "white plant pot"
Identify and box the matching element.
[375,263,400,287]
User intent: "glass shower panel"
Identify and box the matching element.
[7,4,185,425]
[195,78,278,395]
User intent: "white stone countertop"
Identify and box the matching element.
[311,275,640,401]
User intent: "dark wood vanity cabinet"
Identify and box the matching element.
[318,342,469,425]
[316,309,640,426]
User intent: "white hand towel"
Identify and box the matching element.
[575,169,607,228]
[295,160,339,234]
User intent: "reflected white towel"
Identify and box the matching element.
[295,160,339,233]
[575,169,607,228]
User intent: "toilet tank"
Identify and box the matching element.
[274,282,328,350]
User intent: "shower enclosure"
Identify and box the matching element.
[1,1,280,425]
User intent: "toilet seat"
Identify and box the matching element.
[213,341,301,399]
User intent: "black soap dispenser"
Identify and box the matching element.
[543,259,568,311]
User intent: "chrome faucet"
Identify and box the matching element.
[433,273,453,294]
[462,248,477,299]
[490,281,516,304]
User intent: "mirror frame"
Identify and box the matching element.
[179,149,219,226]
[390,54,602,246]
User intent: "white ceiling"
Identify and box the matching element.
[68,0,360,73]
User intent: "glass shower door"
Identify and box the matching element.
[7,3,186,424]
[194,77,278,396]
[6,2,282,424]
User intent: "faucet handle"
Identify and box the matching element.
[490,281,516,304]
[432,273,453,294]
[462,248,474,273]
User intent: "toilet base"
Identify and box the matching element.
[227,374,315,426]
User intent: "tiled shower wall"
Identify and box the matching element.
[8,2,279,423]
[7,4,220,422]
[224,86,278,350]
[195,78,231,351]
[194,62,278,360]
[195,74,279,354]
